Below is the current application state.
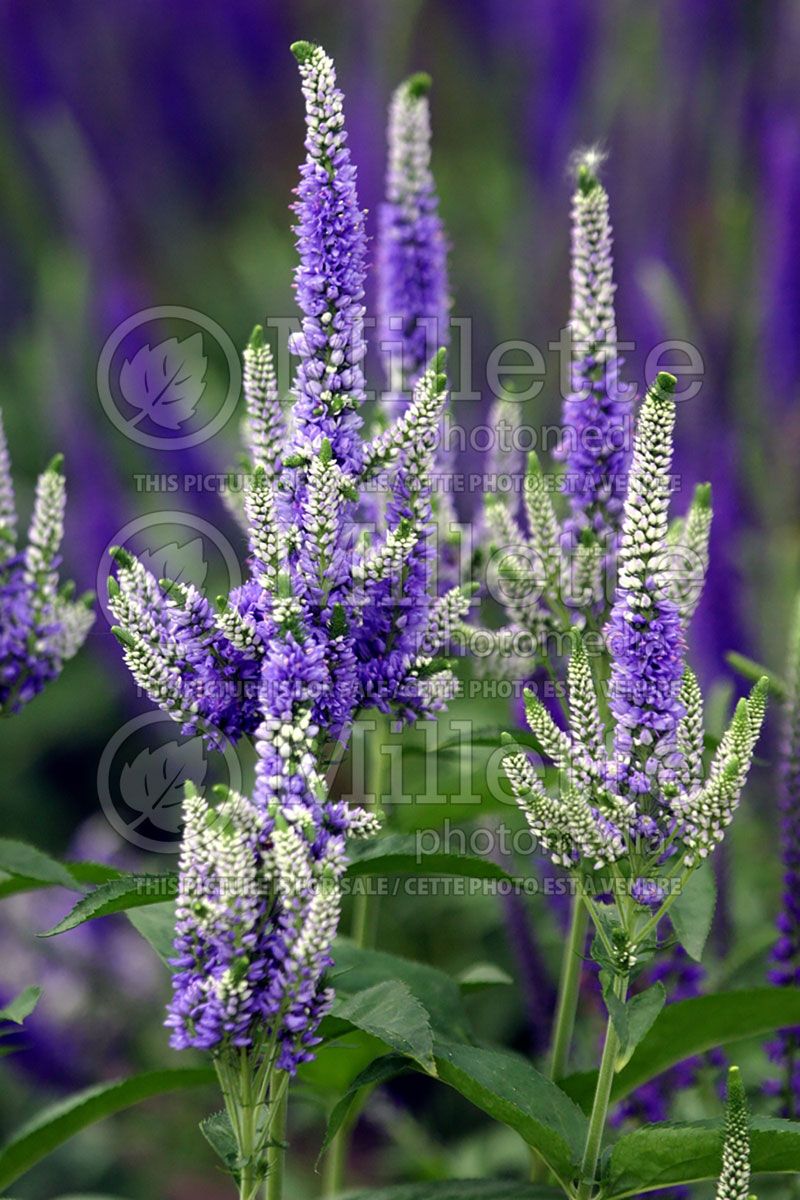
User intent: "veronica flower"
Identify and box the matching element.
[378,72,449,411]
[111,45,466,1089]
[0,411,93,715]
[376,73,457,592]
[716,1066,756,1200]
[557,150,633,555]
[766,590,800,1118]
[502,372,766,887]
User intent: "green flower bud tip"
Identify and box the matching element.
[577,163,599,196]
[184,780,199,800]
[46,452,64,474]
[106,577,119,599]
[79,591,95,607]
[694,482,712,509]
[290,40,317,63]
[655,370,678,393]
[214,595,227,614]
[111,625,135,649]
[211,783,231,800]
[248,324,265,350]
[500,731,515,745]
[60,580,76,600]
[464,582,481,596]
[432,346,447,374]
[319,437,333,464]
[109,545,135,568]
[406,71,432,99]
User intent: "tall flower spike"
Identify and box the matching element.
[378,72,449,411]
[677,679,768,866]
[288,41,367,475]
[606,372,686,801]
[715,1067,755,1200]
[670,482,713,625]
[0,431,92,716]
[559,151,633,550]
[242,325,284,478]
[0,410,16,556]
[767,591,800,1117]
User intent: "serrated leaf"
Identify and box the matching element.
[340,1183,563,1200]
[119,334,207,430]
[138,538,208,588]
[332,981,435,1073]
[604,1117,800,1197]
[0,840,78,891]
[119,741,206,836]
[126,901,177,965]
[433,1042,587,1187]
[615,984,666,1070]
[0,987,41,1026]
[40,875,177,938]
[0,1068,215,1190]
[320,1053,412,1158]
[200,1110,239,1174]
[670,865,716,961]
[345,835,515,883]
[332,941,472,1042]
[562,987,800,1110]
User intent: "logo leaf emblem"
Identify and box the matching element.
[138,538,208,589]
[119,739,207,836]
[119,334,207,430]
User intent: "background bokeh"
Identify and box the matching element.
[0,1,798,1196]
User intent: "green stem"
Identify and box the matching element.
[549,892,589,1080]
[266,1075,288,1200]
[325,714,389,1196]
[350,713,387,950]
[576,975,628,1200]
[238,1052,259,1200]
[321,1114,350,1198]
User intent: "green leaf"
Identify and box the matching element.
[332,981,435,1073]
[433,1042,587,1187]
[199,1110,239,1174]
[0,840,78,892]
[40,875,177,937]
[332,940,473,1042]
[726,651,786,698]
[562,987,800,1110]
[0,1068,215,1190]
[320,1054,412,1158]
[341,1184,563,1200]
[616,984,666,1071]
[458,963,514,992]
[0,987,41,1026]
[604,1117,800,1197]
[125,901,177,966]
[346,835,515,882]
[670,865,716,961]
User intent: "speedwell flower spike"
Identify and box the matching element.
[715,1067,755,1200]
[111,44,466,1079]
[502,372,766,893]
[558,150,632,551]
[378,72,449,411]
[0,415,93,715]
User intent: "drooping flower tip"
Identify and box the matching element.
[570,145,607,192]
[694,482,712,510]
[656,370,678,395]
[290,39,317,63]
[405,71,432,98]
[109,544,135,569]
[45,452,64,475]
[248,323,266,351]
